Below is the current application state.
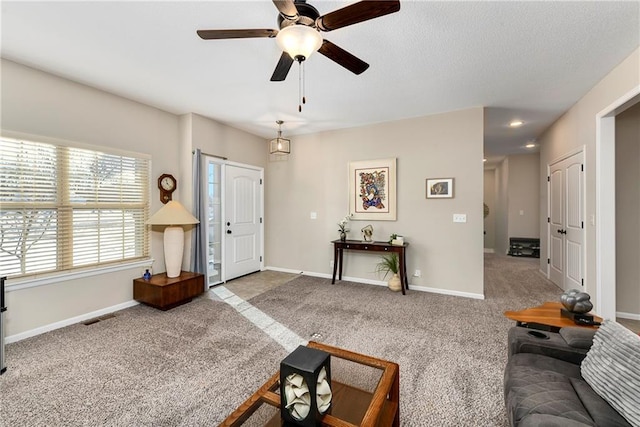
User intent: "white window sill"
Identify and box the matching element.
[5,259,155,292]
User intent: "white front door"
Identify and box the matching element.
[548,151,585,291]
[224,164,262,281]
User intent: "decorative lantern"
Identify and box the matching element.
[280,346,332,426]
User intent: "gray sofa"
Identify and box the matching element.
[504,326,633,427]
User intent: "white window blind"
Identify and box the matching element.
[0,136,150,278]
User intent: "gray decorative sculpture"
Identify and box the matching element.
[560,289,593,313]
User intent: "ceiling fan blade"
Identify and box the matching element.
[197,29,278,40]
[272,0,299,21]
[318,40,369,75]
[316,0,400,32]
[270,52,295,81]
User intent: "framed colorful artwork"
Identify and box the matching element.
[349,158,397,221]
[426,178,454,199]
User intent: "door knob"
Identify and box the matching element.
[227,230,232,234]
[557,229,563,234]
[226,222,231,226]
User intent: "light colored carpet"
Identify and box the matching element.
[0,254,564,425]
[247,255,563,425]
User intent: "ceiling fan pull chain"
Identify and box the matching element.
[298,61,303,113]
[302,61,306,106]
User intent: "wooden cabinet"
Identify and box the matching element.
[133,271,204,310]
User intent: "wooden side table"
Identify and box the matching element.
[504,301,602,332]
[133,271,204,310]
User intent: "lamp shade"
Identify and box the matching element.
[147,201,199,226]
[276,25,323,61]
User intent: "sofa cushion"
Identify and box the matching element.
[581,320,640,427]
[505,353,595,426]
[518,414,594,427]
[570,378,632,427]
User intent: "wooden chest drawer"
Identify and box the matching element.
[133,271,204,310]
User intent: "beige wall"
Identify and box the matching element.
[483,169,496,250]
[265,108,485,297]
[615,102,640,315]
[494,158,510,255]
[537,47,640,312]
[0,59,264,338]
[507,154,540,239]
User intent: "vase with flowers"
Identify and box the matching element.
[337,214,351,241]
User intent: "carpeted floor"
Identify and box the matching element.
[1,254,564,426]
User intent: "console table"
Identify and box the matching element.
[133,271,204,310]
[331,240,409,295]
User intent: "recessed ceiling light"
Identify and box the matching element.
[509,120,524,127]
[525,143,536,148]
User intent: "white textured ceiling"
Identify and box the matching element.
[2,1,639,164]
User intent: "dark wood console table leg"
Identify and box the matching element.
[338,248,343,281]
[332,245,339,284]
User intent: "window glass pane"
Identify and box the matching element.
[0,209,58,276]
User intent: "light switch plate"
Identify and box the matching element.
[310,212,317,219]
[453,214,467,223]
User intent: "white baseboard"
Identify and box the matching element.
[484,248,495,253]
[616,311,640,321]
[265,266,484,299]
[408,284,485,300]
[264,266,305,275]
[6,300,139,344]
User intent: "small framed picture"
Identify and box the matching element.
[426,178,454,199]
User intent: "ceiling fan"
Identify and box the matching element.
[197,0,401,82]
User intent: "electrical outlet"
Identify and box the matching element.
[414,269,421,277]
[453,214,467,223]
[329,260,334,268]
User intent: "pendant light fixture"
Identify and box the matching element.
[270,120,291,155]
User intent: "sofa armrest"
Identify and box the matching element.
[508,326,591,365]
[558,327,596,349]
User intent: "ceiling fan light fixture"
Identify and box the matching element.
[276,25,323,61]
[270,120,291,155]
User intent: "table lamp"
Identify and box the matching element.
[147,201,199,278]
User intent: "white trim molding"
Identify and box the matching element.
[265,266,485,300]
[595,85,640,320]
[6,300,139,344]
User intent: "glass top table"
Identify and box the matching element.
[219,341,400,427]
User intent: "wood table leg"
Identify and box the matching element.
[332,245,339,284]
[338,248,343,281]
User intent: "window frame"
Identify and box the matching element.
[0,131,152,285]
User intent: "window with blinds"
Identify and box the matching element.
[0,136,150,279]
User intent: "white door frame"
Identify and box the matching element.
[595,85,640,319]
[547,147,585,290]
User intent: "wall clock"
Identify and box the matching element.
[158,174,176,204]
